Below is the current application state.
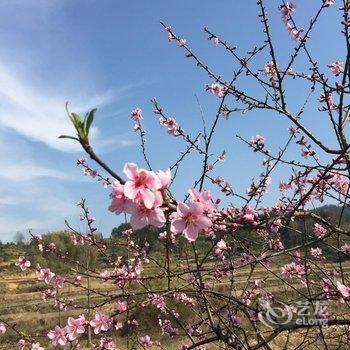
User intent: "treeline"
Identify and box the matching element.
[0,231,101,274]
[282,204,350,261]
[1,205,349,272]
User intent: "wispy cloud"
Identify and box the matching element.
[0,162,68,182]
[0,62,131,152]
[0,182,78,242]
[0,0,142,242]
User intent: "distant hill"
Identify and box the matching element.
[281,204,350,262]
[314,204,350,224]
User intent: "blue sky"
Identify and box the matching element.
[0,0,343,242]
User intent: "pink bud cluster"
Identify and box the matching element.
[278,3,305,41]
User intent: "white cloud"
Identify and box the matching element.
[0,130,73,182]
[0,2,138,242]
[0,63,137,152]
[0,217,46,242]
[0,183,78,242]
[0,162,68,182]
[0,62,133,153]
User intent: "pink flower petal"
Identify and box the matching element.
[171,218,186,233]
[141,188,156,209]
[123,163,138,180]
[184,224,199,242]
[124,181,137,199]
[177,202,190,216]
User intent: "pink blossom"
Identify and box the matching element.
[301,148,313,158]
[0,323,6,334]
[222,109,230,119]
[318,93,335,111]
[279,2,296,22]
[115,322,123,331]
[313,223,327,238]
[287,67,294,76]
[31,343,44,350]
[129,192,166,230]
[270,218,282,233]
[90,313,110,334]
[297,136,308,146]
[51,275,65,289]
[15,256,31,271]
[341,243,350,255]
[99,270,110,283]
[290,27,304,41]
[324,0,335,6]
[215,239,227,256]
[212,37,219,45]
[281,262,305,279]
[328,61,344,76]
[188,188,215,212]
[173,292,196,306]
[48,242,57,251]
[311,247,323,259]
[179,38,186,47]
[170,202,212,242]
[37,268,55,284]
[116,300,127,313]
[208,83,225,98]
[17,339,26,350]
[165,26,175,40]
[264,61,277,77]
[279,181,292,191]
[65,315,86,341]
[109,180,130,215]
[224,310,242,326]
[159,230,176,243]
[47,326,67,346]
[288,126,299,135]
[97,336,117,350]
[54,300,67,311]
[122,228,133,237]
[241,206,258,224]
[130,108,143,121]
[240,252,253,264]
[159,117,179,135]
[159,319,179,338]
[123,163,162,209]
[250,134,265,148]
[140,335,153,347]
[157,169,171,189]
[337,281,350,298]
[218,153,226,161]
[167,118,179,135]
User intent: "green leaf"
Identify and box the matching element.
[71,113,82,128]
[85,108,96,135]
[70,113,86,139]
[59,135,79,141]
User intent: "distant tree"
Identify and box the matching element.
[14,231,25,245]
[111,222,131,239]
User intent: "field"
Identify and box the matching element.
[1,245,350,350]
